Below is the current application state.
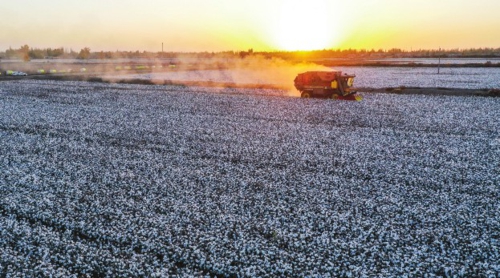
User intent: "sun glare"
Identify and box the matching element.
[274,0,340,51]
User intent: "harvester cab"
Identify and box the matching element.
[294,71,361,101]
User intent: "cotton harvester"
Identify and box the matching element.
[294,71,362,100]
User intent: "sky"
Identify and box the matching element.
[2,0,500,52]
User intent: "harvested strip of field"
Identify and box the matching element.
[359,87,500,97]
[0,80,499,277]
[111,66,500,90]
[16,73,500,98]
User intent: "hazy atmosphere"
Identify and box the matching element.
[2,0,500,52]
[1,0,499,277]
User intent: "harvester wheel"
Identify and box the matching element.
[301,91,312,98]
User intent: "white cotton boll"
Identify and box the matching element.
[0,79,499,276]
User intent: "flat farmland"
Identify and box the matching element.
[0,80,499,277]
[113,66,500,90]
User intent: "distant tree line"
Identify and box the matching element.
[264,47,500,60]
[3,45,73,61]
[2,45,500,61]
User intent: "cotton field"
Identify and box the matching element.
[0,80,499,277]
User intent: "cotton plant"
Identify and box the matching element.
[0,80,499,277]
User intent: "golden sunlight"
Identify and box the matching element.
[273,0,341,51]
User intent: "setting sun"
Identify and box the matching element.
[273,0,342,51]
[1,0,500,52]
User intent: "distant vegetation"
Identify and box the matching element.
[1,45,500,61]
[265,47,500,60]
[3,45,68,60]
[76,47,91,60]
